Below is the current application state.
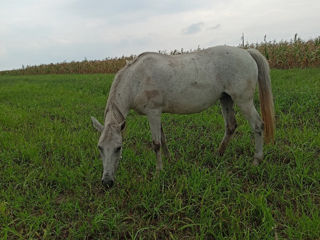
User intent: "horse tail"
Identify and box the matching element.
[247,49,275,143]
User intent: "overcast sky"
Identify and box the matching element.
[0,0,319,70]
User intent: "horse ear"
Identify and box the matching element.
[112,103,125,123]
[91,116,104,132]
[120,121,126,131]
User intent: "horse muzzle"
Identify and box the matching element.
[102,177,114,188]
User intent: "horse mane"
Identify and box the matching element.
[125,52,156,67]
[104,52,157,119]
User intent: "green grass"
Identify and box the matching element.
[0,69,319,239]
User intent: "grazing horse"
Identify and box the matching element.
[91,46,275,188]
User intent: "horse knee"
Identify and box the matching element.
[254,122,264,136]
[227,122,237,135]
[152,141,161,152]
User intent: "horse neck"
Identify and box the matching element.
[104,75,131,125]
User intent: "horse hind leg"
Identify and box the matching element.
[161,124,170,160]
[236,99,264,165]
[218,93,237,156]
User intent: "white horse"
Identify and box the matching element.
[91,46,275,188]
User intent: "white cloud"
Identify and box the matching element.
[0,45,7,57]
[208,24,221,30]
[0,0,320,70]
[182,22,205,35]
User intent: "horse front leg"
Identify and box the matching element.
[147,111,163,171]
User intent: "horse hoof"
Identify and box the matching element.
[218,148,225,156]
[218,144,226,156]
[252,158,260,166]
[156,168,163,173]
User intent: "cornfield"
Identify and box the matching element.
[0,56,135,75]
[242,34,320,69]
[1,35,320,75]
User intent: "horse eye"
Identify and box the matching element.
[115,146,122,153]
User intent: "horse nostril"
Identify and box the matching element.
[102,178,114,188]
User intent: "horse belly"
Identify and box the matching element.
[163,81,222,114]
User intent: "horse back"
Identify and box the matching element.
[130,46,258,114]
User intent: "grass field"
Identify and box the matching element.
[0,69,320,239]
